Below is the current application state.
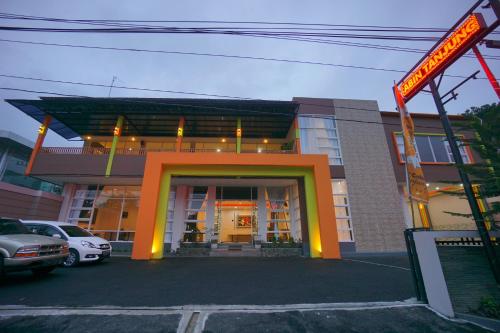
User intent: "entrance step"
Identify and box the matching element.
[209,247,261,257]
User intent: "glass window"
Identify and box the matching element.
[183,186,208,242]
[299,116,343,165]
[0,219,30,235]
[266,187,291,242]
[429,136,449,162]
[332,180,354,242]
[41,225,66,239]
[415,136,434,162]
[165,186,176,243]
[91,192,122,241]
[66,185,140,242]
[0,152,62,194]
[395,133,471,164]
[60,225,93,237]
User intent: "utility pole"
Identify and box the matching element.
[429,79,500,283]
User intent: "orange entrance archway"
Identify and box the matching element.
[131,152,340,260]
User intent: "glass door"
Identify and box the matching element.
[215,186,257,244]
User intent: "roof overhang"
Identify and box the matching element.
[6,97,298,139]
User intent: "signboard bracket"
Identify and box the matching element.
[441,70,479,105]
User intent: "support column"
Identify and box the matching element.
[58,184,76,222]
[236,117,242,154]
[472,46,500,99]
[294,116,302,154]
[430,79,500,283]
[105,115,124,177]
[175,117,185,152]
[25,115,51,176]
[257,186,267,242]
[205,186,216,241]
[171,185,187,252]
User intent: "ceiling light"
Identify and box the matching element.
[221,138,226,143]
[435,187,440,190]
[216,148,221,152]
[131,137,136,141]
[257,148,263,153]
[426,183,430,187]
[263,139,269,144]
[85,136,92,140]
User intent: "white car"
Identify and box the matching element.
[22,221,111,267]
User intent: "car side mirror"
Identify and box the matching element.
[52,234,61,239]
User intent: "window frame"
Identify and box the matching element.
[65,185,140,242]
[331,179,354,242]
[392,132,474,165]
[299,115,343,166]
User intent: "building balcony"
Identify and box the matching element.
[40,142,298,156]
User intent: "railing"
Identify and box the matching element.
[181,148,296,154]
[241,149,296,154]
[41,146,296,155]
[435,237,500,247]
[41,147,175,155]
[181,148,229,153]
[41,147,107,155]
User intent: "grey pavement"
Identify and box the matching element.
[205,307,488,333]
[0,306,489,333]
[0,256,414,307]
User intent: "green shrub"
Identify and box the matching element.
[475,296,500,319]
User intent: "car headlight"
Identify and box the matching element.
[15,245,40,258]
[81,240,97,248]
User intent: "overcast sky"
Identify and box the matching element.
[0,0,498,146]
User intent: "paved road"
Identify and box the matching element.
[0,305,488,333]
[0,256,413,306]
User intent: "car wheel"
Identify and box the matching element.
[32,266,56,277]
[63,249,80,267]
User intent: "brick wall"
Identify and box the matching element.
[438,246,500,314]
[334,99,406,252]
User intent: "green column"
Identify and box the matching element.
[105,115,124,177]
[236,117,241,154]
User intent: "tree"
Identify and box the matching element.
[444,103,500,226]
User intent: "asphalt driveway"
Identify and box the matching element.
[0,256,414,307]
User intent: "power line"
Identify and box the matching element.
[0,25,446,42]
[0,73,490,118]
[1,38,498,64]
[0,12,473,31]
[0,86,454,131]
[0,69,491,111]
[0,72,490,115]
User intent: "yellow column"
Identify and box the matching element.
[236,118,242,154]
[105,115,124,177]
[175,117,185,152]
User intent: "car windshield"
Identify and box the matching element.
[0,219,31,235]
[60,225,93,237]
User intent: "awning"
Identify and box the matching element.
[6,97,298,139]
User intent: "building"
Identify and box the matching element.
[0,130,63,220]
[6,97,478,260]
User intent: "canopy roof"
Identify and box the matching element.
[6,97,298,139]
